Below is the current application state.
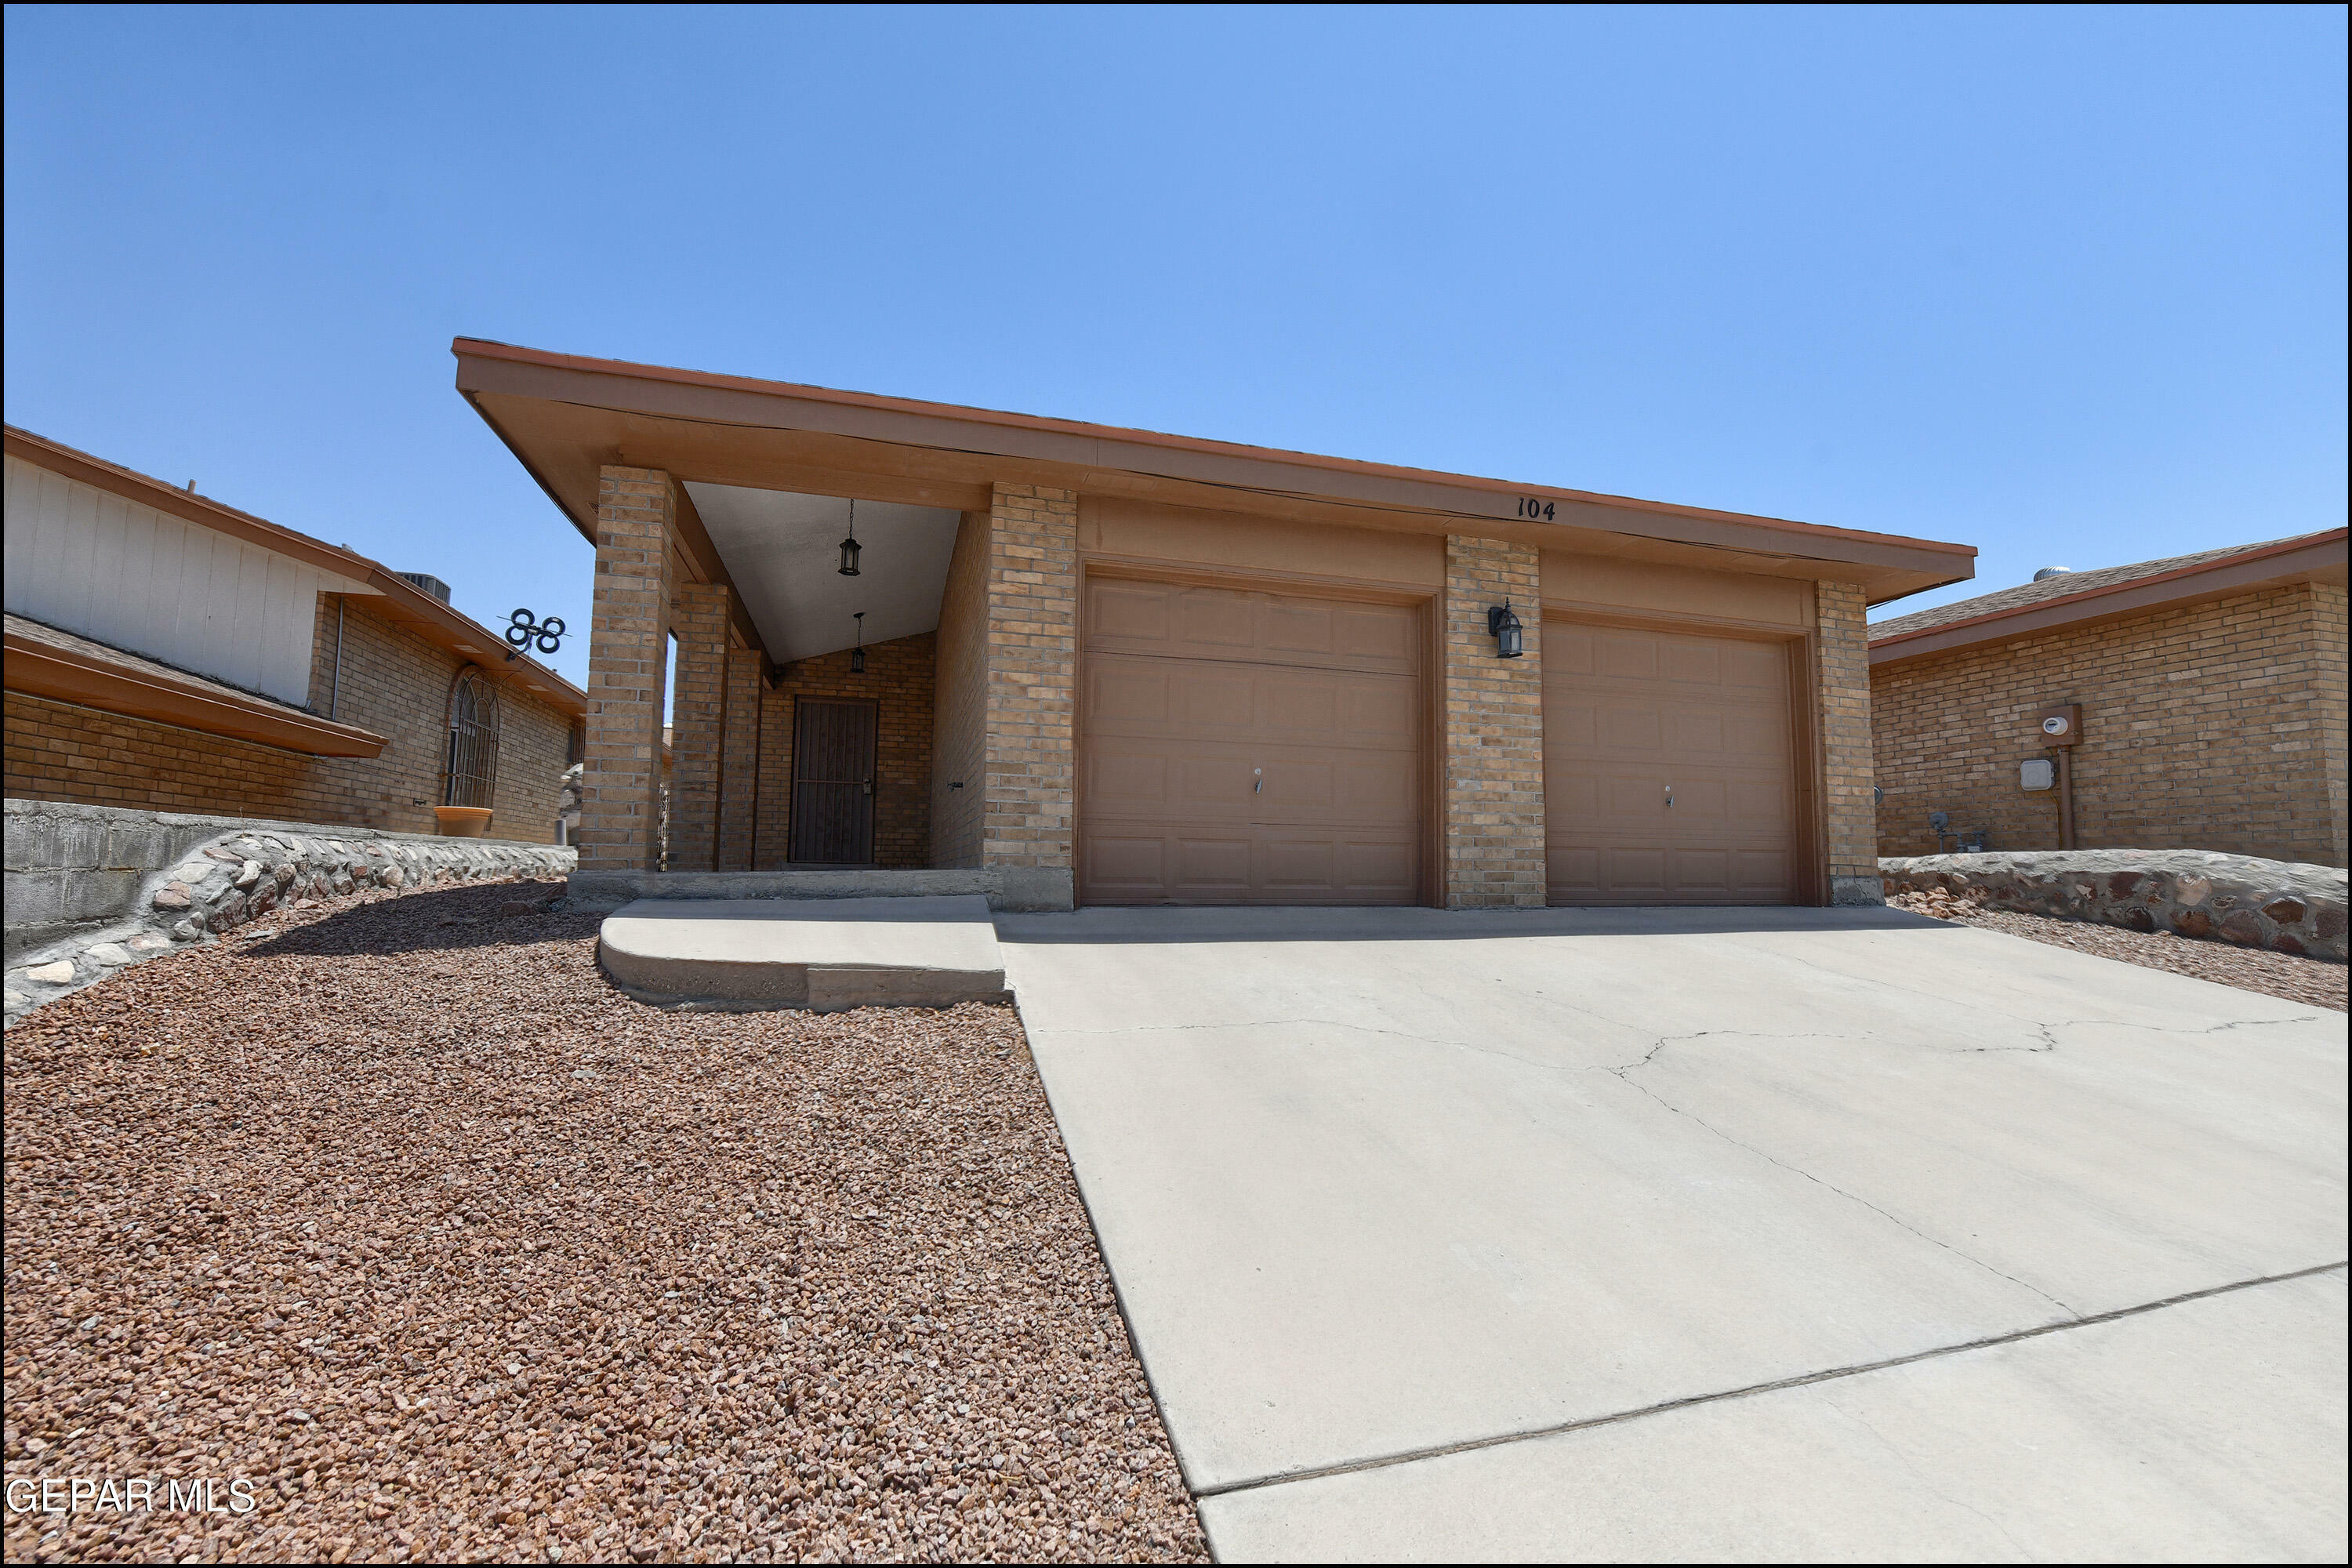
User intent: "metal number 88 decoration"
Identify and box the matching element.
[506,609,566,655]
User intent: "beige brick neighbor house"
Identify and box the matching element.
[1869,530,2348,867]
[455,339,1978,907]
[4,426,584,842]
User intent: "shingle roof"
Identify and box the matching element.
[1867,532,2336,640]
[4,612,315,714]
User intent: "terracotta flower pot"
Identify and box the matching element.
[434,806,493,839]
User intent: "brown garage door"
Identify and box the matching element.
[1080,577,1422,905]
[1544,619,1798,905]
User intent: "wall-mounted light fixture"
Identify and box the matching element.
[850,612,866,673]
[1486,601,1524,659]
[837,499,862,577]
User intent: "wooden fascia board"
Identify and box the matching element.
[1868,534,2350,667]
[451,342,1976,590]
[4,633,390,757]
[5,426,378,586]
[5,423,592,713]
[457,390,765,661]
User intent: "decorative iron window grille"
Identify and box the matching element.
[443,667,501,808]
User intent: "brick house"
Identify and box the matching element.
[4,426,584,842]
[1869,530,2348,867]
[454,339,1979,907]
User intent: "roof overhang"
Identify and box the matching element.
[4,426,588,718]
[5,629,390,757]
[1869,531,2349,667]
[452,339,1977,607]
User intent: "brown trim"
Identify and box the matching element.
[5,425,590,717]
[450,339,1976,599]
[4,630,389,757]
[1869,531,2348,664]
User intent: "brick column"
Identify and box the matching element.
[579,466,677,871]
[982,484,1079,877]
[1442,537,1547,908]
[719,645,764,870]
[1814,581,1882,905]
[666,583,730,872]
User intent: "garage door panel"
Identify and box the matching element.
[1083,579,1424,905]
[1597,633,1658,681]
[1547,618,1798,906]
[1658,641,1721,684]
[1088,748,1169,812]
[1087,578,1418,676]
[1174,835,1254,893]
[1081,833,1167,899]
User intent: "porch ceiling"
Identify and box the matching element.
[685,481,960,664]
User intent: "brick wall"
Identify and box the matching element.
[666,581,730,871]
[4,595,571,842]
[753,633,935,869]
[1814,581,1881,901]
[719,644,764,871]
[930,510,989,869]
[981,485,1079,871]
[1442,536,1546,908]
[1871,583,2347,867]
[578,466,674,870]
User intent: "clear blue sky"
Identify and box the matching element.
[5,5,2343,688]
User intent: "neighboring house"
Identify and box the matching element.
[3,426,586,843]
[1869,530,2348,867]
[456,339,1977,906]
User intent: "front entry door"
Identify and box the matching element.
[789,699,877,864]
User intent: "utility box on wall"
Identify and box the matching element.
[2020,758,2055,790]
[2036,703,2082,746]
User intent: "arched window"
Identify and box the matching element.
[444,666,500,808]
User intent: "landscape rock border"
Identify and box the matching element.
[1878,849,2346,961]
[5,824,573,1026]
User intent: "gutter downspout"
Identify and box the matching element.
[328,597,347,720]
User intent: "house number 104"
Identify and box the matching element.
[1515,497,1556,521]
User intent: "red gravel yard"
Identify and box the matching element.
[3,880,1208,1563]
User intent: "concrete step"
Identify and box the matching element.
[597,895,1008,1011]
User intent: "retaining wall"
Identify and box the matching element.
[5,798,574,1026]
[1879,849,2346,961]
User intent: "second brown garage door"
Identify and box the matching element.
[1544,619,1800,905]
[1080,577,1422,905]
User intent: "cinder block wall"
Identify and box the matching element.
[2,597,571,843]
[754,633,936,869]
[1871,583,2347,866]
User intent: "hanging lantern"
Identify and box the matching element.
[851,612,866,673]
[837,498,862,576]
[1487,601,1524,659]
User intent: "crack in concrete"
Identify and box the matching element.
[1817,1388,2037,1559]
[1192,1260,2347,1501]
[1601,1063,2082,1318]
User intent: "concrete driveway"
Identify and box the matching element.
[993,906,2347,1562]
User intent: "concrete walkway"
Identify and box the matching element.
[994,906,2348,1562]
[598,895,1007,1009]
